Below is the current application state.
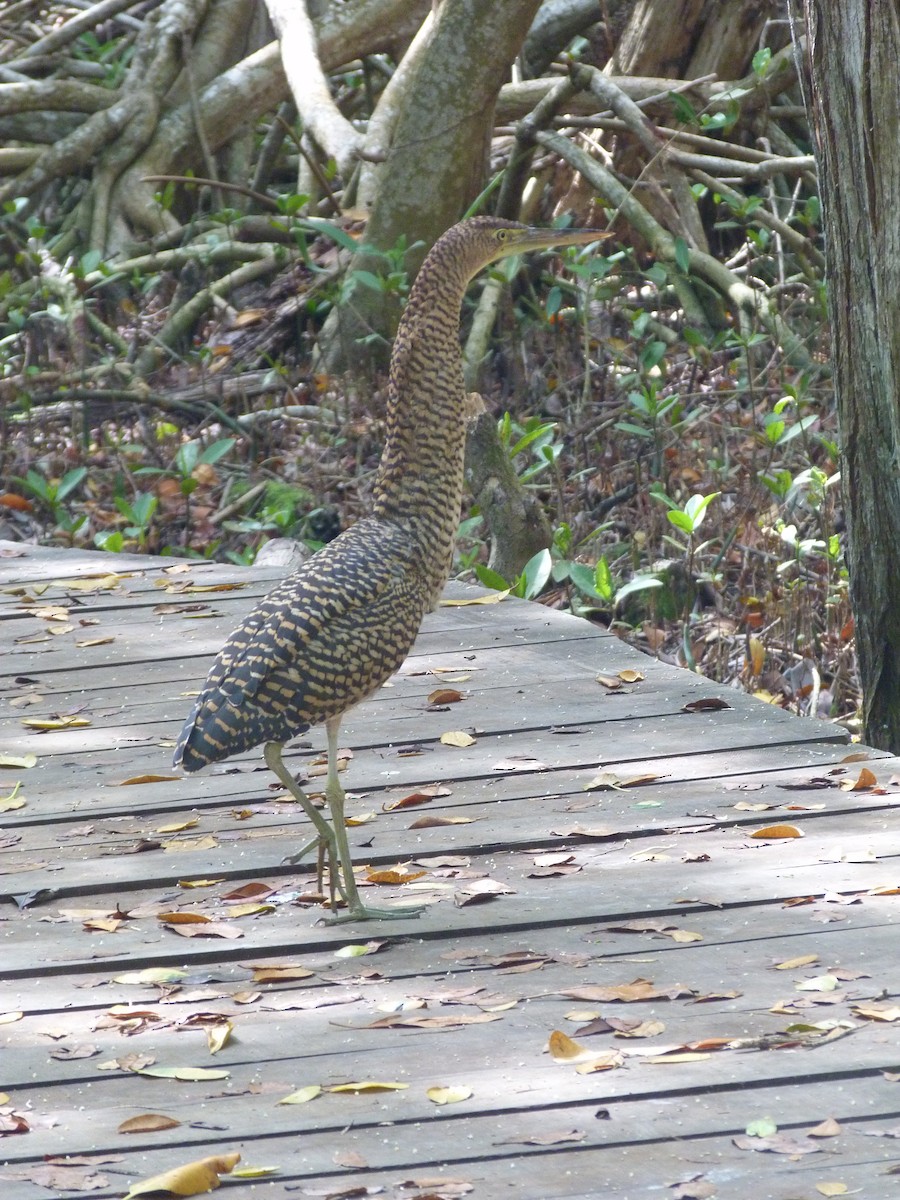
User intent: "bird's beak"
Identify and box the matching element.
[518,227,612,254]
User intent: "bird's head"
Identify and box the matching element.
[457,216,608,279]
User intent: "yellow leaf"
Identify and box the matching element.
[618,669,644,683]
[206,1022,232,1054]
[747,636,766,677]
[231,1166,279,1179]
[815,1184,848,1197]
[75,636,115,648]
[839,767,877,792]
[668,929,703,943]
[333,942,383,959]
[327,1081,409,1093]
[0,1011,24,1025]
[158,912,210,925]
[277,1085,322,1105]
[750,824,803,839]
[440,591,508,606]
[0,753,36,768]
[162,835,219,852]
[775,954,819,970]
[0,782,25,811]
[366,867,427,885]
[548,1030,586,1061]
[113,967,187,985]
[440,730,476,747]
[426,1086,473,1105]
[157,818,199,833]
[21,716,91,730]
[136,1066,230,1081]
[178,879,225,889]
[226,903,275,917]
[50,574,127,592]
[124,1151,240,1197]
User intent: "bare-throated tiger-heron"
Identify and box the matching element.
[173,216,601,921]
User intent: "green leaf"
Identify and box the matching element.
[674,236,691,275]
[302,218,359,251]
[614,575,663,604]
[751,47,772,77]
[545,286,563,318]
[668,92,697,125]
[519,548,552,600]
[56,467,88,500]
[667,510,694,534]
[595,556,614,601]
[198,437,237,466]
[474,565,511,592]
[350,269,386,294]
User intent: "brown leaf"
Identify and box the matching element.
[118,1114,182,1134]
[409,815,474,828]
[732,1133,820,1155]
[250,965,315,983]
[494,1129,585,1147]
[117,774,179,786]
[750,824,803,839]
[427,688,463,705]
[381,792,434,811]
[559,979,693,1003]
[220,882,275,902]
[682,697,732,712]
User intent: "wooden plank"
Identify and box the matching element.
[2,543,893,1200]
[4,799,900,974]
[2,1068,899,1198]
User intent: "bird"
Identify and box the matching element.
[173,216,601,922]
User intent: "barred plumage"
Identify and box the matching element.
[174,217,600,922]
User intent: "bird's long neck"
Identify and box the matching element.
[372,238,473,562]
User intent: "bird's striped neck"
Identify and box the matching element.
[371,235,473,561]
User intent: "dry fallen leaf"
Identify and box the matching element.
[124,1151,240,1197]
[441,591,508,605]
[118,774,180,786]
[118,1114,182,1134]
[426,1086,473,1105]
[135,1066,230,1082]
[277,1086,322,1105]
[495,1130,586,1147]
[327,1081,409,1094]
[774,954,819,970]
[0,754,36,768]
[750,824,803,839]
[251,965,314,983]
[21,716,91,731]
[440,730,476,748]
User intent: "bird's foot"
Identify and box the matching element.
[323,901,425,924]
[281,835,321,867]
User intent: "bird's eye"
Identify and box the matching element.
[496,229,509,242]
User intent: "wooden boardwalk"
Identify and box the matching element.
[2,541,900,1200]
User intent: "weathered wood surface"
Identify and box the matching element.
[2,541,899,1200]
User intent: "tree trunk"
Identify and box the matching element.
[803,0,900,749]
[324,0,544,371]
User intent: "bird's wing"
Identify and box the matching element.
[198,520,420,708]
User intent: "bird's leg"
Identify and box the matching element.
[321,717,423,923]
[265,742,343,905]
